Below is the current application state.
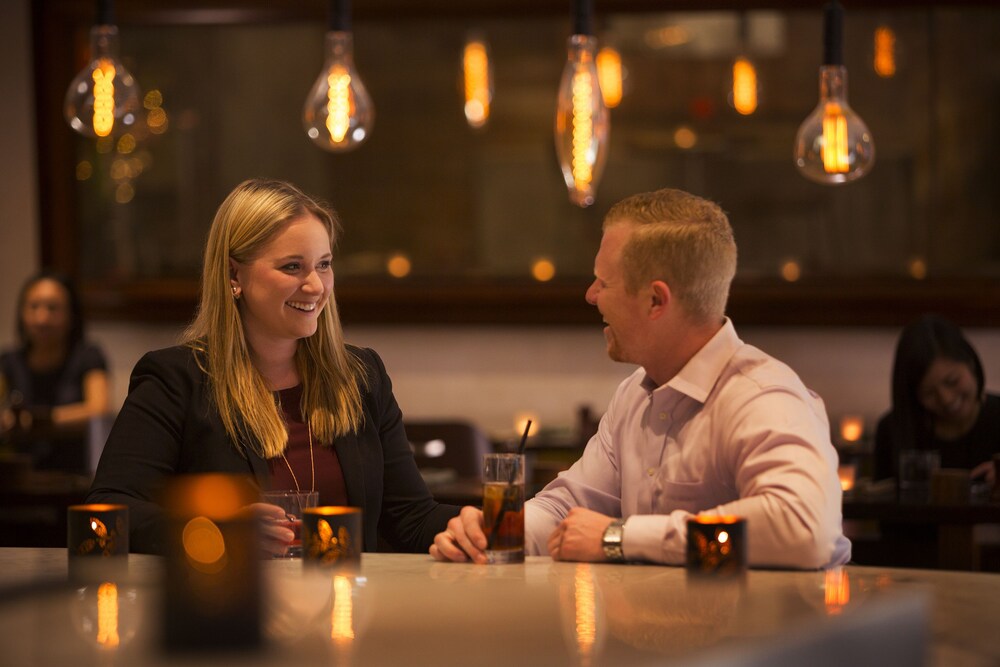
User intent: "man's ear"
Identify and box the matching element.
[649,280,671,318]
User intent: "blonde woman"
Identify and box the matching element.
[88,179,460,554]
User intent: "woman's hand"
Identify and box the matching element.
[248,502,296,558]
[429,506,489,564]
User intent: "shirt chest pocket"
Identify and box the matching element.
[658,479,704,513]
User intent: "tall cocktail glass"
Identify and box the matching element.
[483,453,525,564]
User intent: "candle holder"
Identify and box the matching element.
[838,463,857,496]
[302,507,362,571]
[686,515,747,578]
[161,474,261,652]
[67,503,129,582]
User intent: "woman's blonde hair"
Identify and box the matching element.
[183,178,367,459]
[604,188,737,324]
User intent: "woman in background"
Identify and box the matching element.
[874,314,999,485]
[88,178,459,554]
[0,271,110,472]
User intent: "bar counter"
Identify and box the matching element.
[1,548,997,666]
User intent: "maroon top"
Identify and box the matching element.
[267,384,349,506]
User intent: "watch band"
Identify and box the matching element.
[602,518,626,563]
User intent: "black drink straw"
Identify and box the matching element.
[486,420,532,550]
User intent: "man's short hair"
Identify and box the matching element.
[604,188,737,323]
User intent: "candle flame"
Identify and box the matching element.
[838,464,857,491]
[840,416,864,442]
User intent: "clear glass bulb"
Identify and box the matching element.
[303,31,374,152]
[64,25,141,139]
[462,36,493,129]
[554,35,610,208]
[795,65,875,184]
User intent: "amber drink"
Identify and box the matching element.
[483,453,525,564]
[261,490,318,558]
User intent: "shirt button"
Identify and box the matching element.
[658,412,668,421]
[647,468,656,476]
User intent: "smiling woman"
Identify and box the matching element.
[230,214,335,381]
[86,179,462,555]
[874,314,1000,485]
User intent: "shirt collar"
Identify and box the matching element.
[640,318,742,404]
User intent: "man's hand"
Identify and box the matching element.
[972,460,996,486]
[547,507,615,562]
[430,506,489,564]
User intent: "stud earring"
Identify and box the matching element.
[232,285,241,300]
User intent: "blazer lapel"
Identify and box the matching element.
[333,432,366,507]
[246,448,270,487]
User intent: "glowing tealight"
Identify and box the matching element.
[840,415,864,443]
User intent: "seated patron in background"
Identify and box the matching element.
[88,178,460,554]
[432,188,849,569]
[874,314,999,486]
[1,271,110,472]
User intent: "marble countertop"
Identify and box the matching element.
[1,548,997,666]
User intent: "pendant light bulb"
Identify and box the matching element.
[554,0,610,208]
[729,55,759,116]
[463,35,493,129]
[596,46,623,109]
[728,14,758,116]
[64,0,141,139]
[873,25,897,78]
[794,2,874,184]
[303,0,374,152]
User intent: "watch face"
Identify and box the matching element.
[603,520,625,562]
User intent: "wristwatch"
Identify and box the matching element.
[602,518,626,563]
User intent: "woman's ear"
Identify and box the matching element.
[229,259,242,299]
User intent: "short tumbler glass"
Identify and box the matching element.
[261,490,319,558]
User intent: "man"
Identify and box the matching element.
[430,188,850,568]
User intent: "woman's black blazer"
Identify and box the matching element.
[87,344,459,554]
